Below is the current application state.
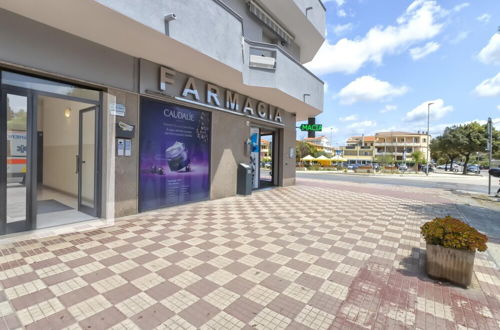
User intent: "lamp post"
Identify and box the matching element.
[426,102,434,176]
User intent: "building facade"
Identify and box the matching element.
[340,132,430,164]
[0,0,325,235]
[374,131,430,162]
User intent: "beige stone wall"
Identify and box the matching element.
[210,111,248,199]
[109,90,140,218]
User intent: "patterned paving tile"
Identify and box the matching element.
[0,178,499,329]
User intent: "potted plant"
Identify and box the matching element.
[421,216,488,287]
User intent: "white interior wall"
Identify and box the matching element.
[39,96,93,198]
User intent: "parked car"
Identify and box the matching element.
[467,165,480,174]
[436,164,446,170]
[399,164,408,172]
[347,164,359,170]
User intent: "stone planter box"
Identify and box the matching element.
[426,243,475,287]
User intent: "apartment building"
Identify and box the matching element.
[346,135,375,147]
[0,0,325,235]
[341,132,430,164]
[374,131,430,161]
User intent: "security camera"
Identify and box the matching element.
[165,13,177,22]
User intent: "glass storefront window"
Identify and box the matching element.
[1,71,100,101]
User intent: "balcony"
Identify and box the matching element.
[243,40,324,119]
[256,0,326,63]
[374,142,424,147]
[376,152,404,156]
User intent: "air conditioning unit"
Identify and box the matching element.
[249,54,276,69]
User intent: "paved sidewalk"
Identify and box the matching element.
[0,179,499,329]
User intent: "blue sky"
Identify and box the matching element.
[300,0,500,145]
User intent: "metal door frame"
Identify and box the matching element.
[0,86,35,234]
[78,106,99,216]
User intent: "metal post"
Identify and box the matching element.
[488,117,492,195]
[426,102,433,176]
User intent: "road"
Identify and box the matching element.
[297,170,497,195]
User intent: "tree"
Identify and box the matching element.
[374,154,394,166]
[449,123,487,174]
[411,150,425,173]
[431,127,460,170]
[295,141,316,163]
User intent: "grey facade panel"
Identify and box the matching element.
[0,9,137,92]
[293,0,326,36]
[95,0,243,72]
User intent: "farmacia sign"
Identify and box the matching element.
[159,66,283,124]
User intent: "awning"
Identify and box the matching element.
[248,1,294,44]
[301,155,315,161]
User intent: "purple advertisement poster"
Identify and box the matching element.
[139,97,211,211]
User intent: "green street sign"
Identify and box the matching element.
[300,124,322,132]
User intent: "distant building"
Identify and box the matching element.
[374,131,430,162]
[341,131,431,164]
[346,135,375,147]
[261,139,270,159]
[303,136,330,147]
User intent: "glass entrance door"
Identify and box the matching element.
[1,70,101,235]
[1,89,34,234]
[78,107,97,216]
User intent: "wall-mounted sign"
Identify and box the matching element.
[300,124,322,132]
[139,60,286,126]
[117,139,125,156]
[110,103,126,117]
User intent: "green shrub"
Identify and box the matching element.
[421,216,488,252]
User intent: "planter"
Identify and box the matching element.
[426,243,475,287]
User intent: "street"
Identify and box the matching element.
[297,170,497,195]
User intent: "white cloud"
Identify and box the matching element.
[337,9,347,17]
[348,120,377,130]
[477,13,491,24]
[333,23,353,36]
[449,31,469,45]
[409,41,440,60]
[306,0,446,75]
[338,76,408,105]
[474,72,500,97]
[404,99,453,122]
[324,81,329,93]
[323,0,345,5]
[498,105,500,111]
[380,105,397,113]
[478,34,500,65]
[453,2,469,12]
[339,114,358,122]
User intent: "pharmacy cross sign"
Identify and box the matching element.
[299,124,322,132]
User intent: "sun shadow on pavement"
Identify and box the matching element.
[399,202,500,240]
